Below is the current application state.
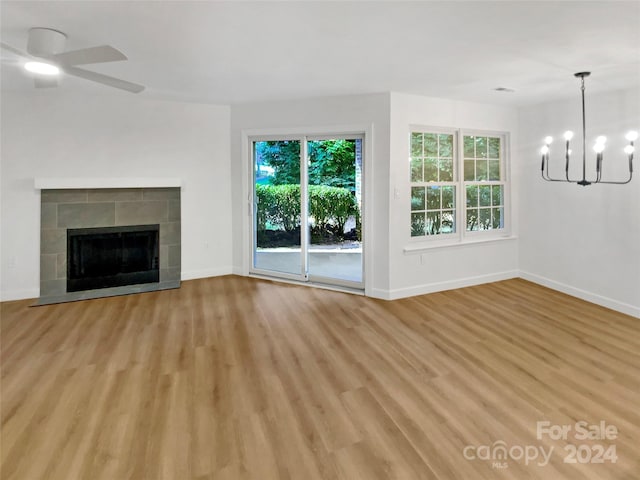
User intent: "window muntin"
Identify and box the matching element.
[410,129,507,240]
[463,135,501,181]
[465,184,504,231]
[410,132,456,237]
[463,134,505,233]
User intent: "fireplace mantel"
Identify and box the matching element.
[34,178,182,190]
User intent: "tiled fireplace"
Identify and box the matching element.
[38,186,181,304]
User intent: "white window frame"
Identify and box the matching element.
[409,126,511,246]
[409,127,459,241]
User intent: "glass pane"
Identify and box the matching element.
[479,208,491,229]
[254,140,302,275]
[475,137,487,158]
[307,138,362,284]
[442,186,455,209]
[439,134,453,157]
[492,207,504,229]
[488,137,501,159]
[411,186,425,211]
[476,160,488,181]
[441,210,455,233]
[424,158,438,181]
[411,158,423,182]
[464,160,475,181]
[439,158,453,181]
[425,211,441,235]
[466,185,478,207]
[426,186,441,210]
[488,160,500,181]
[479,185,491,207]
[463,136,475,158]
[491,185,503,206]
[466,208,478,231]
[411,132,423,157]
[411,212,425,237]
[424,133,438,156]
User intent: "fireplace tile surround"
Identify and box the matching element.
[38,187,181,305]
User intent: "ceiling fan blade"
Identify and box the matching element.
[35,77,58,88]
[63,65,144,93]
[1,42,31,59]
[51,45,127,66]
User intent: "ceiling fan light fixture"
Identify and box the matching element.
[3,28,145,93]
[24,61,60,76]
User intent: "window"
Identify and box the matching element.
[463,135,505,232]
[410,132,456,237]
[410,128,508,240]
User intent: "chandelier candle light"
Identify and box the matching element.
[540,72,636,186]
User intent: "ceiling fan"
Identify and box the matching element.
[1,27,145,93]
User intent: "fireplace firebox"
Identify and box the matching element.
[67,224,160,292]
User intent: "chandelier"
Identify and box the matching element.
[540,72,636,186]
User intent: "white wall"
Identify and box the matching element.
[5,85,635,315]
[230,93,391,295]
[387,92,520,298]
[518,87,640,317]
[0,91,232,301]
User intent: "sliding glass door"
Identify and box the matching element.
[251,134,363,288]
[306,136,362,285]
[253,138,307,280]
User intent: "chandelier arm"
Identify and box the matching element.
[541,166,553,181]
[541,156,554,181]
[565,143,572,182]
[544,154,579,182]
[541,160,553,180]
[596,151,633,183]
[544,176,577,182]
[594,172,633,185]
[542,169,578,182]
[573,172,633,185]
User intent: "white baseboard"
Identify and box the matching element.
[374,270,520,301]
[4,270,636,320]
[232,265,244,275]
[369,288,392,300]
[519,271,640,319]
[180,266,234,281]
[0,288,39,302]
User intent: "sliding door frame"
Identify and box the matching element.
[242,125,372,293]
[305,133,364,289]
[249,134,308,282]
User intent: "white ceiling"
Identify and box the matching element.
[1,1,639,107]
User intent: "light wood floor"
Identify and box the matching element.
[1,276,639,480]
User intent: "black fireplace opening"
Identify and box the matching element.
[67,224,160,292]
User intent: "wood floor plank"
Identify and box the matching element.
[1,276,639,479]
